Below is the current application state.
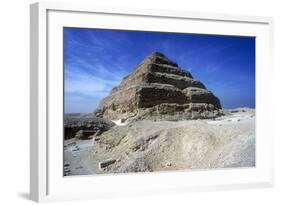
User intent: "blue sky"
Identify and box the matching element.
[64,27,255,113]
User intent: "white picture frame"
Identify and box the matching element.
[30,2,274,202]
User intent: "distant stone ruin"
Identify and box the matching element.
[95,52,221,121]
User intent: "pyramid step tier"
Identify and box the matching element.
[95,83,221,119]
[111,69,203,94]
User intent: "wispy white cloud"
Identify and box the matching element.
[64,29,133,113]
[65,65,122,97]
[64,60,126,113]
[64,93,99,113]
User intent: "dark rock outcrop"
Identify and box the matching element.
[64,114,115,140]
[95,52,221,121]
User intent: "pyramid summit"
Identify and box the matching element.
[94,52,221,121]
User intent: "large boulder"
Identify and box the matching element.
[95,52,221,121]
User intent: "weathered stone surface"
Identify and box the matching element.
[183,87,221,109]
[144,52,179,67]
[137,83,186,108]
[94,52,221,121]
[145,72,205,89]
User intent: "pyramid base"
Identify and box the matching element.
[99,103,222,122]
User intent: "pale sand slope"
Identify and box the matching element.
[64,108,255,176]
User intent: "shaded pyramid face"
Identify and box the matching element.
[95,52,221,121]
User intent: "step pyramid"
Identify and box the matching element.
[94,52,221,121]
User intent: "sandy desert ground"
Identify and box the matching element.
[63,108,255,176]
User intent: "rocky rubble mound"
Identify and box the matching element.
[95,52,221,121]
[93,113,255,173]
